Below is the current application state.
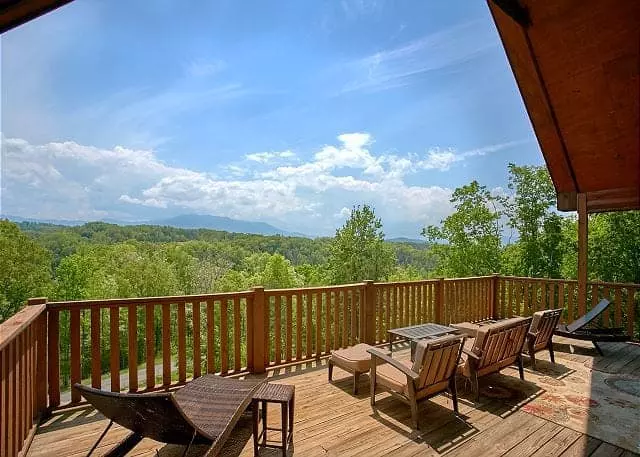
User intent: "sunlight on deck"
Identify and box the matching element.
[26,338,640,457]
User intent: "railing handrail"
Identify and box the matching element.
[500,275,640,288]
[0,303,46,351]
[46,290,255,310]
[264,282,365,294]
[375,278,441,286]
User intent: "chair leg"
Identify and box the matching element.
[548,342,555,364]
[530,350,537,371]
[353,371,360,395]
[449,377,459,414]
[593,340,604,356]
[370,364,376,406]
[408,382,419,429]
[517,354,525,381]
[328,359,333,381]
[470,371,479,402]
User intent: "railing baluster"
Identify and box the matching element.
[602,286,611,328]
[128,305,138,392]
[206,300,215,374]
[286,295,293,362]
[8,341,15,456]
[221,300,229,374]
[296,293,303,359]
[192,301,201,378]
[145,304,155,389]
[324,292,330,354]
[178,301,186,383]
[274,295,281,365]
[109,307,120,392]
[332,291,339,350]
[614,287,623,328]
[245,297,253,372]
[567,283,575,323]
[315,292,321,357]
[90,306,101,388]
[341,291,348,348]
[1,344,6,457]
[162,304,171,385]
[70,309,81,402]
[233,297,241,371]
[627,288,636,338]
[47,309,60,407]
[305,291,312,358]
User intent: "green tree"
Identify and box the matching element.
[505,164,564,278]
[328,204,395,283]
[423,181,503,276]
[0,220,53,321]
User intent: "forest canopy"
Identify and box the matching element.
[2,163,639,322]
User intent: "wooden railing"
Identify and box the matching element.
[374,279,439,343]
[44,291,254,408]
[1,275,638,456]
[0,300,47,457]
[264,283,366,366]
[497,276,639,337]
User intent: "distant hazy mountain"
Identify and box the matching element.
[3,213,307,237]
[152,214,302,236]
[386,237,425,246]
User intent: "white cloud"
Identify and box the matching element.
[1,133,522,235]
[245,150,296,163]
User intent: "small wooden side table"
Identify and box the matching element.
[252,382,295,457]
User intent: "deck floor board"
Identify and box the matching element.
[27,339,639,456]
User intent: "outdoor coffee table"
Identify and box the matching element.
[387,323,460,358]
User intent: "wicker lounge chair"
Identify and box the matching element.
[525,308,563,370]
[368,334,465,429]
[459,316,532,400]
[554,299,629,355]
[74,375,263,457]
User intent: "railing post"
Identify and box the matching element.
[491,274,500,320]
[435,278,445,324]
[362,281,376,345]
[251,287,266,374]
[28,298,48,414]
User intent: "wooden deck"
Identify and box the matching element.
[27,338,640,457]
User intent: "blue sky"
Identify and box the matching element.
[1,0,545,237]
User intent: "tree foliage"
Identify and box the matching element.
[329,205,395,283]
[0,220,53,320]
[423,181,504,276]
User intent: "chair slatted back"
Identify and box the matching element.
[477,318,531,369]
[567,299,610,333]
[531,308,563,348]
[412,335,464,389]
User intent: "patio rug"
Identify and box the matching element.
[475,358,640,454]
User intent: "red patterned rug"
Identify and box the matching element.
[475,358,640,454]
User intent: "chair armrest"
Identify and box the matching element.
[462,347,481,361]
[527,331,538,340]
[367,348,420,381]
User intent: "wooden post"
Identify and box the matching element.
[577,193,588,311]
[491,274,500,320]
[435,278,445,324]
[251,287,266,374]
[27,298,48,414]
[363,281,376,345]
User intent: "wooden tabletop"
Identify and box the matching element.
[387,323,459,340]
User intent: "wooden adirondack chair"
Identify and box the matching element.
[368,334,465,430]
[525,308,563,370]
[459,317,532,400]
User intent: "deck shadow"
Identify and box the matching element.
[369,395,479,454]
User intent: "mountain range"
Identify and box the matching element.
[3,213,306,237]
